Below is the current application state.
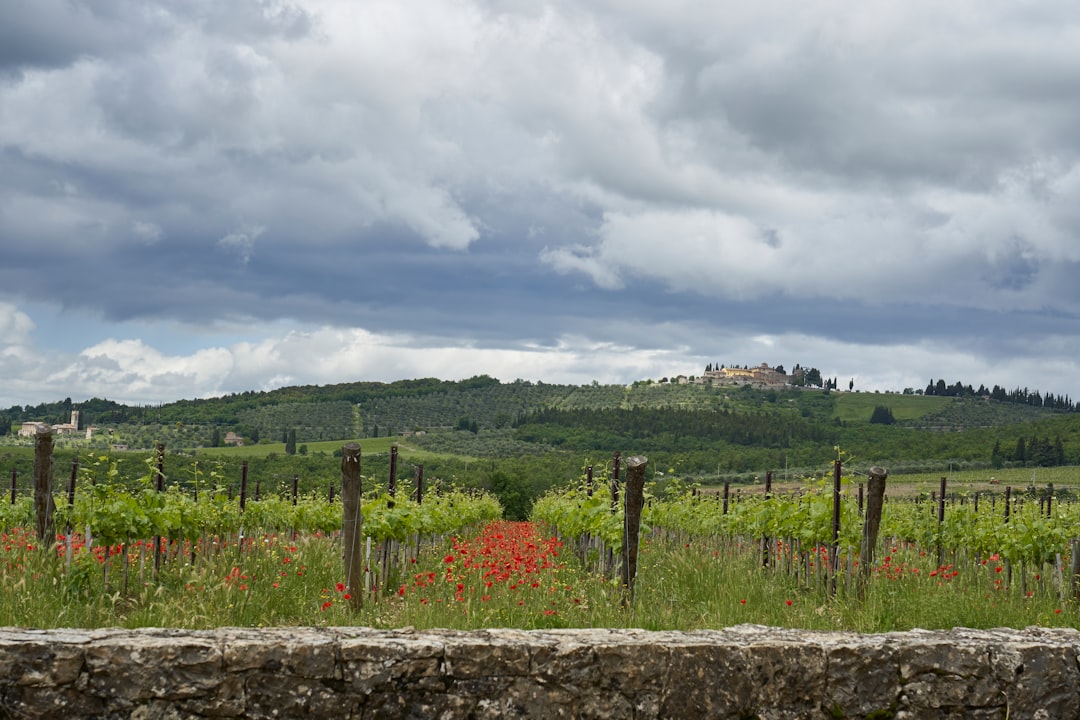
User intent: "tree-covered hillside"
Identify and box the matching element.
[4,377,1080,481]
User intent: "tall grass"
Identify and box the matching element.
[0,524,1073,631]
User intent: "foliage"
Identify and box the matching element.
[869,405,895,425]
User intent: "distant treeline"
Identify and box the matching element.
[0,376,511,431]
[922,379,1074,411]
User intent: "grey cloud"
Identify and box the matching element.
[0,0,312,79]
[0,0,156,76]
[4,0,1080,405]
[157,0,315,42]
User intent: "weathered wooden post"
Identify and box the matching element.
[937,476,947,567]
[829,459,841,594]
[1004,485,1013,586]
[292,474,299,506]
[412,464,424,562]
[586,466,593,497]
[341,442,363,609]
[1072,537,1080,601]
[605,452,622,578]
[10,468,16,505]
[32,427,55,542]
[621,455,647,606]
[239,461,248,512]
[762,470,773,567]
[610,451,621,510]
[153,444,166,572]
[388,445,398,504]
[65,459,78,510]
[65,458,78,568]
[380,445,400,590]
[859,467,888,586]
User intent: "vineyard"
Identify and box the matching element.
[3,436,1080,632]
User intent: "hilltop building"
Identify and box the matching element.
[17,410,84,437]
[699,363,791,388]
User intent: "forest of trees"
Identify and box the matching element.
[990,435,1067,468]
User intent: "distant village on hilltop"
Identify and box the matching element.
[665,362,826,390]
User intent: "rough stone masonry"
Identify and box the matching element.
[1,624,1078,719]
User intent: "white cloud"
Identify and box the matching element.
[40,339,236,405]
[539,245,624,290]
[217,225,265,264]
[4,312,1080,411]
[0,303,35,346]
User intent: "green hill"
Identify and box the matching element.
[4,379,1079,516]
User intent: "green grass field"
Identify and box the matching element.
[833,392,953,423]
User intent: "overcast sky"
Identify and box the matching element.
[3,0,1080,408]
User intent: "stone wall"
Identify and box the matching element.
[1,624,1078,719]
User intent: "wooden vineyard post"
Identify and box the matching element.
[762,470,772,568]
[859,467,888,590]
[1072,538,1080,601]
[381,445,399,592]
[610,452,621,510]
[65,458,78,569]
[341,442,363,609]
[937,476,947,567]
[412,464,424,561]
[292,475,299,506]
[388,445,398,502]
[10,468,16,505]
[239,461,249,512]
[605,452,621,578]
[722,481,730,515]
[32,427,55,542]
[829,459,841,595]
[620,455,647,607]
[154,443,165,573]
[236,461,248,557]
[579,466,594,566]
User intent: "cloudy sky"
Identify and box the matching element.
[3,0,1080,408]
